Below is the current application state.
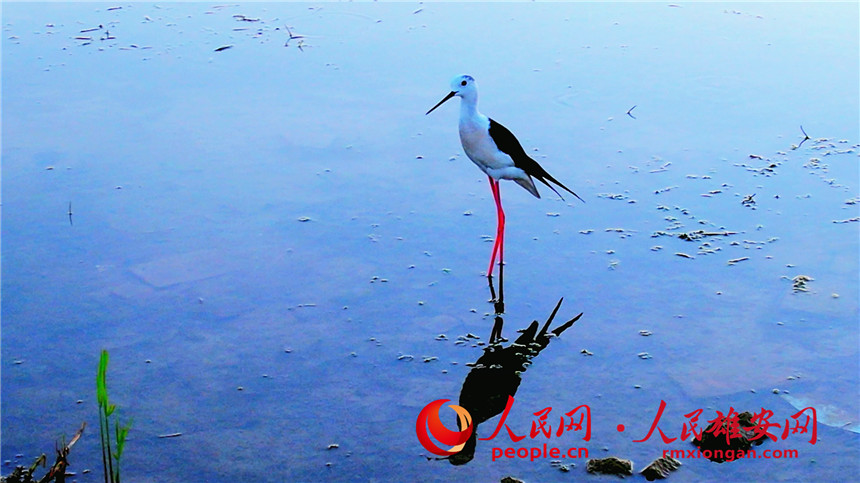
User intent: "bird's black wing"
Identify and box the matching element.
[488,118,583,202]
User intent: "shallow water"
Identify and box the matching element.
[2,2,858,481]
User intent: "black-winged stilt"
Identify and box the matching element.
[426,74,583,278]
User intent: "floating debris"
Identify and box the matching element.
[639,330,652,336]
[158,433,182,439]
[640,455,681,481]
[587,457,633,476]
[727,257,749,265]
[327,443,339,450]
[637,352,652,360]
[214,45,233,52]
[597,193,630,201]
[677,230,737,241]
[650,162,672,173]
[580,349,593,356]
[792,275,813,292]
[397,354,414,361]
[674,252,694,259]
[832,217,860,224]
[423,356,438,363]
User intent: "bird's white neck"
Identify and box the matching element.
[458,91,482,124]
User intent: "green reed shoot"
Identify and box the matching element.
[97,350,132,483]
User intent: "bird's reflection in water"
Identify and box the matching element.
[448,264,583,465]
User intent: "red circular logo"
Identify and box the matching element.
[415,399,473,456]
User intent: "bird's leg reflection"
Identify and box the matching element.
[449,298,583,465]
[487,253,505,312]
[487,259,505,343]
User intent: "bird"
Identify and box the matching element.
[426,74,583,278]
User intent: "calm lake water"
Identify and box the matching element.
[2,2,858,482]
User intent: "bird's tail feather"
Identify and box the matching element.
[515,177,541,199]
[537,172,584,203]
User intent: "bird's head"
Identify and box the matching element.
[426,74,476,115]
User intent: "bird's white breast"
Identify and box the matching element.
[458,114,513,176]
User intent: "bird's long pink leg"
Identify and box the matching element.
[487,177,500,276]
[486,176,505,277]
[494,179,505,274]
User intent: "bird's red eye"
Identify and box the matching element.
[461,80,467,86]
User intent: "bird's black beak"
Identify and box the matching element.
[426,91,456,115]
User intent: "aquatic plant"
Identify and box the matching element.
[96,350,132,483]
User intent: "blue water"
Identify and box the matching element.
[2,2,858,481]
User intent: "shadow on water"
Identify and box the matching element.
[446,262,584,465]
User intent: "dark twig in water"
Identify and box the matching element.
[2,422,86,482]
[794,125,811,149]
[214,45,233,52]
[284,25,306,48]
[68,201,73,226]
[626,105,637,119]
